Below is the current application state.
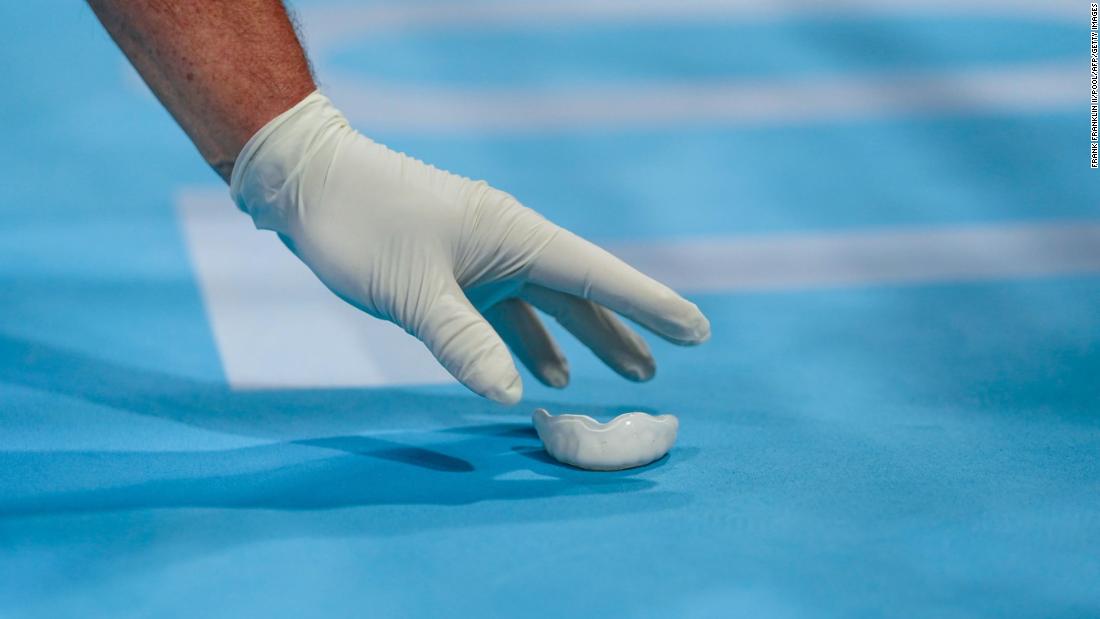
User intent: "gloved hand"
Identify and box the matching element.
[230,91,710,404]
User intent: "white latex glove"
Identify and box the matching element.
[230,91,710,404]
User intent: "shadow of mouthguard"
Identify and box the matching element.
[532,408,679,471]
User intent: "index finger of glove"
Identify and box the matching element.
[525,228,710,345]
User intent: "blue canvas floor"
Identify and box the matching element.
[1,2,1097,617]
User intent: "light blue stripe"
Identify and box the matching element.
[325,17,1078,88]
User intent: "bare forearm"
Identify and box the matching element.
[88,0,316,181]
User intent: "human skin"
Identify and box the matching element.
[86,0,317,181]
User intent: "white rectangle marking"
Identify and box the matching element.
[176,188,452,389]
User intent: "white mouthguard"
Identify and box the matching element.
[532,408,679,471]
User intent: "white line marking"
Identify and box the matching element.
[178,189,1100,389]
[298,0,1079,133]
[611,222,1100,293]
[327,62,1079,134]
[302,0,1075,44]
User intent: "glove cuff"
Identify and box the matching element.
[229,90,348,233]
